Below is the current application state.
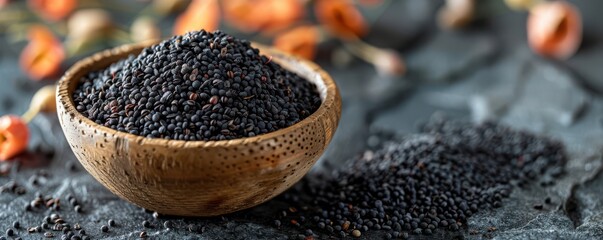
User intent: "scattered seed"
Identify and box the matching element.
[108,219,116,227]
[44,232,53,238]
[100,225,109,233]
[276,118,566,238]
[545,197,552,204]
[142,221,151,228]
[139,231,147,238]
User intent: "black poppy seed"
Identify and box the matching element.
[276,118,566,238]
[533,204,544,210]
[74,205,82,213]
[142,221,151,228]
[71,236,81,240]
[44,232,53,238]
[101,225,109,233]
[5,229,13,236]
[78,229,85,235]
[108,219,116,227]
[545,197,552,204]
[187,224,198,233]
[12,221,19,229]
[73,30,320,141]
[163,221,173,229]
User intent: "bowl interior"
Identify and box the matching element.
[60,41,333,146]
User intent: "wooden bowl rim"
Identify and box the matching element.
[57,41,339,148]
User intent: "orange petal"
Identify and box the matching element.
[528,1,582,59]
[173,0,220,35]
[274,26,319,59]
[0,115,29,161]
[19,25,65,81]
[28,0,77,21]
[223,0,304,34]
[315,0,367,39]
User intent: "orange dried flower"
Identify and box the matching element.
[173,0,220,35]
[20,25,65,81]
[222,0,304,34]
[28,0,77,21]
[274,26,320,59]
[528,1,582,59]
[0,115,29,161]
[315,0,367,39]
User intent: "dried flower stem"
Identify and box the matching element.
[342,37,405,76]
[21,109,37,124]
[21,85,57,123]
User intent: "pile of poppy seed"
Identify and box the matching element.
[278,118,566,238]
[73,30,321,141]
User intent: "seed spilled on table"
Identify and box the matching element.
[73,30,321,141]
[277,118,566,238]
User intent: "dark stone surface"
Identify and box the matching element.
[2,0,603,239]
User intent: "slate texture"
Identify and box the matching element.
[2,0,603,239]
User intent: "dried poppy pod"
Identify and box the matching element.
[527,1,582,59]
[56,41,341,216]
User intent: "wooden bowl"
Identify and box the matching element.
[56,41,341,216]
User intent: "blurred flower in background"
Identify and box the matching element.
[29,0,77,21]
[527,1,582,59]
[0,115,29,161]
[502,0,582,60]
[173,0,219,35]
[0,0,587,160]
[19,25,65,81]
